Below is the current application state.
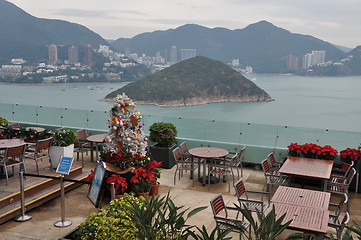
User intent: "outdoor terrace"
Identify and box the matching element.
[0,149,360,239]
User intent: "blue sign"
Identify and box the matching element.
[56,156,74,175]
[88,162,106,208]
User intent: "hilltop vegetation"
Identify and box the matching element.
[104,56,272,106]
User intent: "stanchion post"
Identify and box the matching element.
[54,175,72,228]
[14,171,32,222]
[110,183,115,200]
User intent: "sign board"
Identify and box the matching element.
[56,156,74,175]
[88,162,106,208]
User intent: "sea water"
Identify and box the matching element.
[1,75,361,132]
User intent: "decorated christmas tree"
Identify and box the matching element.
[104,93,148,157]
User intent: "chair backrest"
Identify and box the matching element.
[228,153,239,167]
[335,193,348,217]
[76,129,88,140]
[234,179,248,200]
[172,147,182,162]
[267,152,276,167]
[346,168,356,185]
[210,193,228,217]
[239,146,245,158]
[343,161,354,177]
[5,144,26,158]
[9,122,20,129]
[179,141,189,154]
[36,138,52,151]
[261,158,270,174]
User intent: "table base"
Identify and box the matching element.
[199,176,220,185]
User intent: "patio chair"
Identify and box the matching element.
[207,153,236,192]
[172,147,198,187]
[261,158,289,193]
[327,212,350,240]
[210,193,250,240]
[331,161,354,178]
[234,179,270,218]
[227,146,245,180]
[328,193,348,225]
[326,168,356,212]
[0,144,26,185]
[267,152,283,169]
[25,138,52,174]
[74,129,91,167]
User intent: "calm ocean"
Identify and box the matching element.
[1,74,361,132]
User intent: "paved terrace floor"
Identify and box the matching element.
[0,153,360,239]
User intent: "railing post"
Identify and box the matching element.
[110,183,115,200]
[14,171,32,222]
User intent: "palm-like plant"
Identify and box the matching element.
[123,193,207,240]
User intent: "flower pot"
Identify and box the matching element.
[49,144,74,168]
[136,192,150,197]
[149,143,177,169]
[150,182,160,195]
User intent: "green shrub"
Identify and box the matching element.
[0,117,8,127]
[52,128,77,146]
[75,193,141,240]
[149,122,177,147]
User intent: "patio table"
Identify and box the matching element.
[267,202,329,235]
[87,133,106,162]
[279,156,334,190]
[271,186,331,209]
[188,147,229,186]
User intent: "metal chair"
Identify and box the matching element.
[74,129,91,167]
[331,161,354,178]
[25,138,52,174]
[326,168,356,212]
[210,193,250,239]
[327,212,350,240]
[207,153,236,192]
[261,158,289,193]
[234,179,270,217]
[328,193,348,225]
[172,147,198,187]
[0,144,26,185]
[227,146,245,180]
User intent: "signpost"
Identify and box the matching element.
[54,156,74,228]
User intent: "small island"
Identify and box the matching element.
[103,56,273,107]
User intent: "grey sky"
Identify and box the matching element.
[6,0,361,48]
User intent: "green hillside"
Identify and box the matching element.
[105,56,272,106]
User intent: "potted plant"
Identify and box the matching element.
[149,122,178,169]
[49,128,77,168]
[0,116,8,127]
[130,163,158,196]
[106,174,129,199]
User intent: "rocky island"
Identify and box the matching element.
[103,56,273,107]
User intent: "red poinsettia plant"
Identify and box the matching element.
[106,174,128,195]
[340,148,361,163]
[130,160,161,193]
[287,143,338,160]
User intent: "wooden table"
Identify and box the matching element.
[271,186,331,209]
[267,186,330,235]
[268,203,329,234]
[189,147,229,186]
[87,134,106,162]
[279,156,334,190]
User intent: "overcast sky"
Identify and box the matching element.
[6,0,361,48]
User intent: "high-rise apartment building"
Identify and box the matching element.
[170,46,177,63]
[48,44,58,65]
[83,44,93,66]
[68,45,79,64]
[179,49,196,61]
[302,50,326,68]
[286,55,299,70]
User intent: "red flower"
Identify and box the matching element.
[86,170,94,182]
[340,148,360,162]
[106,174,128,193]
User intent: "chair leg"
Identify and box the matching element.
[5,166,9,185]
[173,169,177,185]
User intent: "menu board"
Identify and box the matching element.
[56,156,74,175]
[88,162,106,208]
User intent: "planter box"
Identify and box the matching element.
[149,143,176,169]
[49,144,74,169]
[58,228,77,240]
